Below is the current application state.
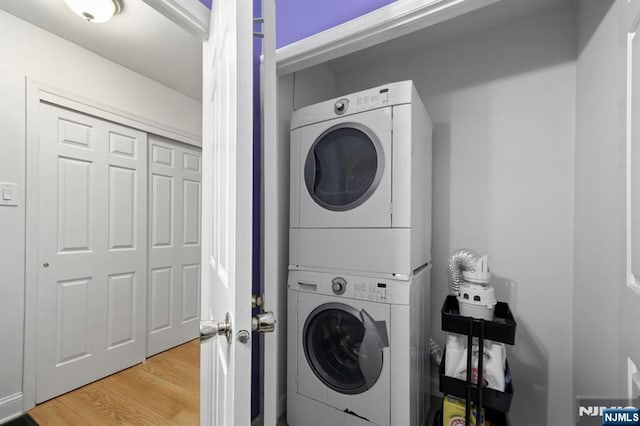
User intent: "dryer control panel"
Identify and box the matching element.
[290,80,417,130]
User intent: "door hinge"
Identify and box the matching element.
[253,17,264,38]
[252,294,264,309]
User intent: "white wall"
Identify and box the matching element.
[0,10,200,421]
[574,0,627,407]
[323,3,577,424]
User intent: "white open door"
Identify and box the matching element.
[261,0,282,424]
[200,0,254,425]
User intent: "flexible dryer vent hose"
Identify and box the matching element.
[429,249,483,366]
[447,248,483,295]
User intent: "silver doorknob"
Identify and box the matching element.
[200,312,232,343]
[252,311,275,333]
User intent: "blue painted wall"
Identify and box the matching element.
[275,0,396,47]
[202,0,397,47]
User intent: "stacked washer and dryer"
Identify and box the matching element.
[287,81,433,426]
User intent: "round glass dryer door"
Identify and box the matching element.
[304,124,384,211]
[303,303,389,395]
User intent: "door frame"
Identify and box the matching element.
[22,79,201,411]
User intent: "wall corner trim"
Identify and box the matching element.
[275,0,499,75]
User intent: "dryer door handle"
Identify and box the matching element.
[304,148,317,193]
[358,309,389,389]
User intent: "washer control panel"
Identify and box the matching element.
[353,281,387,302]
[288,269,413,305]
[331,276,347,295]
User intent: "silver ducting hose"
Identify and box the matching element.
[430,249,483,366]
[447,248,482,295]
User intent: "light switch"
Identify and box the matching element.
[0,183,19,207]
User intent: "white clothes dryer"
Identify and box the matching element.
[287,266,431,426]
[289,81,432,277]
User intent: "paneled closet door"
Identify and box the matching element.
[36,102,147,403]
[147,136,201,356]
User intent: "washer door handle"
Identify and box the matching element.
[358,309,389,389]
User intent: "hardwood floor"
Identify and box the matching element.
[29,340,199,426]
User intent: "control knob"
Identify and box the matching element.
[331,277,347,295]
[334,98,349,115]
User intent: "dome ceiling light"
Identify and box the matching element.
[64,0,123,23]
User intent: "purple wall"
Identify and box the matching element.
[202,0,396,48]
[276,0,396,47]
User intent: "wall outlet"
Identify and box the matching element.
[0,183,18,207]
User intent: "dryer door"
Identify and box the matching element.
[298,108,392,228]
[305,125,382,212]
[302,303,389,395]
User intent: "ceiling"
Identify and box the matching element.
[0,0,571,102]
[327,0,573,73]
[0,0,203,100]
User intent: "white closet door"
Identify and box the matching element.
[37,102,147,403]
[148,136,202,356]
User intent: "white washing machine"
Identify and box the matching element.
[287,266,431,426]
[289,81,432,277]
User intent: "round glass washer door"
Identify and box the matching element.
[304,123,384,212]
[302,303,388,395]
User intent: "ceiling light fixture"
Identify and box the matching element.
[64,0,123,23]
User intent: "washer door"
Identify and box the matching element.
[303,303,389,395]
[304,124,383,212]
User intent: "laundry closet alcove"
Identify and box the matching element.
[261,0,596,424]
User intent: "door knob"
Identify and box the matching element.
[200,312,232,343]
[252,311,275,333]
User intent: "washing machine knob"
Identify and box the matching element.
[331,277,347,295]
[334,99,348,115]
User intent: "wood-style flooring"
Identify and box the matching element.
[29,340,199,426]
[29,340,440,426]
